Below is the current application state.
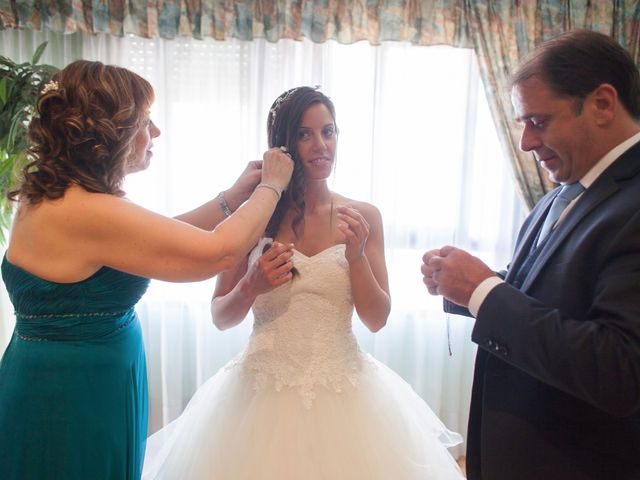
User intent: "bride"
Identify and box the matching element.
[142,87,465,479]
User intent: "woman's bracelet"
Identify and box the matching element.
[217,191,232,217]
[255,182,282,201]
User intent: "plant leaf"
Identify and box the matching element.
[0,43,58,245]
[31,42,48,65]
[0,77,6,105]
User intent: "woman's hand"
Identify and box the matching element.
[224,160,263,211]
[244,242,295,296]
[261,147,294,193]
[337,205,370,263]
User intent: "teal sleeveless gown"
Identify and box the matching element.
[0,255,150,479]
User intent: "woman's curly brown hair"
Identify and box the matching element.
[8,59,155,204]
[265,87,337,239]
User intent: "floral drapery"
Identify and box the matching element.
[3,1,640,208]
[466,1,640,206]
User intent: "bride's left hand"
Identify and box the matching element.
[337,205,369,263]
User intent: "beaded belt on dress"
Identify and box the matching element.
[13,308,135,342]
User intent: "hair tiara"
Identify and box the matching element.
[268,85,321,129]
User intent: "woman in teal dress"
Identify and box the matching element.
[0,59,293,479]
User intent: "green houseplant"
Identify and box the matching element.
[0,42,58,244]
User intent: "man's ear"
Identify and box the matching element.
[589,83,617,126]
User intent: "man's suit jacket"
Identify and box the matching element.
[449,142,640,480]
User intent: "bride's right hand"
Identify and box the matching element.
[245,242,295,296]
[261,147,294,193]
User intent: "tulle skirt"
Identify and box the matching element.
[143,353,464,479]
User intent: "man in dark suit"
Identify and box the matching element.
[421,30,640,480]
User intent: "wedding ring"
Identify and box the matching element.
[279,146,288,153]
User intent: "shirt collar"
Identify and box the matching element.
[579,130,640,188]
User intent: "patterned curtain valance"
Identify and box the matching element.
[0,0,474,46]
[3,1,640,208]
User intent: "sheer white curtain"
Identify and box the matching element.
[0,29,526,457]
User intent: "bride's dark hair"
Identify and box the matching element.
[265,87,337,239]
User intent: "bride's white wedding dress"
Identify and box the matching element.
[143,239,465,479]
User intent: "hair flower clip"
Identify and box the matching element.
[41,80,59,95]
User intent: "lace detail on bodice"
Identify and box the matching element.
[231,238,368,408]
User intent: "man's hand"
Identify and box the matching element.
[421,246,495,307]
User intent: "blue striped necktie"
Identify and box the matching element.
[537,182,585,244]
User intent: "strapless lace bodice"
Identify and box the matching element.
[234,238,366,407]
